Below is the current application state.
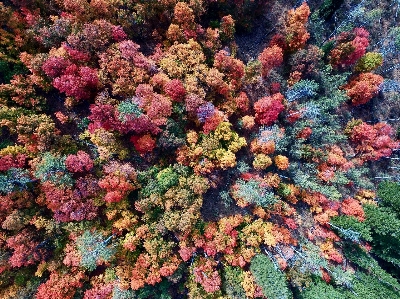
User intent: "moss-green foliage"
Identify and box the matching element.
[11,279,41,299]
[354,52,383,72]
[156,167,179,192]
[0,106,33,125]
[330,215,372,242]
[318,66,350,109]
[13,267,36,286]
[377,181,400,214]
[344,167,374,189]
[298,278,344,299]
[139,165,190,197]
[0,137,13,150]
[250,254,292,299]
[137,166,162,197]
[364,204,400,268]
[317,0,345,20]
[351,272,400,299]
[299,274,400,299]
[321,40,335,56]
[135,279,172,299]
[290,162,342,200]
[222,265,246,299]
[158,119,186,150]
[362,182,400,277]
[343,242,400,288]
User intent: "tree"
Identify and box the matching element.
[285,79,318,102]
[192,257,221,293]
[364,203,400,267]
[254,93,285,125]
[354,52,383,72]
[35,271,85,299]
[196,102,215,123]
[65,151,93,173]
[377,181,400,214]
[340,198,365,221]
[343,72,383,106]
[34,152,73,186]
[346,120,399,161]
[214,50,245,88]
[285,2,311,51]
[76,230,116,271]
[275,155,289,170]
[130,134,156,155]
[98,174,135,203]
[250,254,292,299]
[329,28,370,68]
[52,65,98,100]
[164,79,186,102]
[258,45,284,77]
[6,228,48,268]
[222,265,246,299]
[0,168,32,194]
[220,15,235,41]
[231,178,276,208]
[98,40,152,97]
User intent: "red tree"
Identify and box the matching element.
[98,174,135,203]
[6,229,47,267]
[65,151,93,173]
[193,257,221,293]
[254,93,285,125]
[285,2,311,51]
[343,72,383,106]
[341,198,365,221]
[42,56,72,78]
[130,134,156,155]
[214,50,245,88]
[0,154,27,171]
[258,45,283,77]
[53,64,98,100]
[40,179,99,222]
[348,121,399,162]
[164,79,186,102]
[35,271,85,299]
[329,28,370,67]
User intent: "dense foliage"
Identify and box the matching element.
[0,0,400,298]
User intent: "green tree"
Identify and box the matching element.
[222,265,246,299]
[76,230,115,271]
[250,254,292,299]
